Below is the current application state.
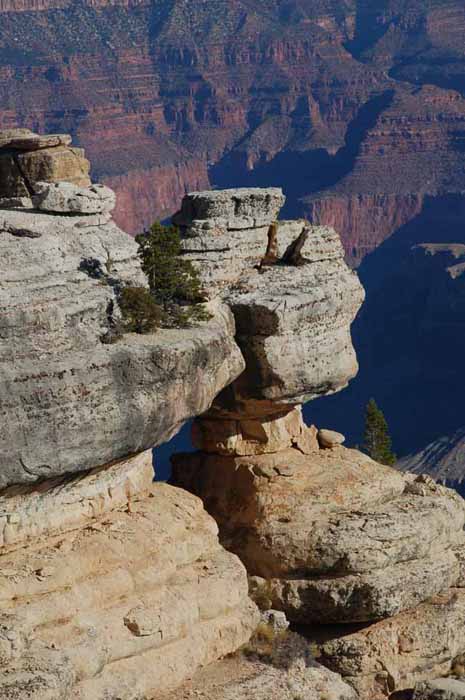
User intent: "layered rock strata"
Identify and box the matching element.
[172,188,465,625]
[0,128,90,203]
[0,136,261,698]
[0,454,257,699]
[320,589,465,700]
[0,153,246,489]
[176,188,364,410]
[170,188,465,698]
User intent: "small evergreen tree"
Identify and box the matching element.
[135,222,210,328]
[362,398,396,465]
[119,286,162,334]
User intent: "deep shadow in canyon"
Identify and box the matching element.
[210,90,395,218]
[305,192,465,458]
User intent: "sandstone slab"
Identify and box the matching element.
[0,450,154,550]
[173,187,285,232]
[192,407,318,456]
[250,550,459,623]
[33,181,116,214]
[0,129,72,151]
[18,145,91,187]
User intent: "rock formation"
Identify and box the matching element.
[171,188,465,696]
[1,0,465,264]
[0,456,257,699]
[0,133,260,698]
[3,130,465,699]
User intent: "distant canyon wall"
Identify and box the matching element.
[1,1,465,258]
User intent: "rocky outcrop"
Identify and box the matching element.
[177,188,364,411]
[173,445,465,623]
[0,148,247,488]
[33,181,116,214]
[0,454,257,699]
[169,190,465,696]
[320,589,465,700]
[0,129,90,202]
[0,138,261,697]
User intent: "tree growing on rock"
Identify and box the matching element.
[362,398,396,466]
[135,221,211,328]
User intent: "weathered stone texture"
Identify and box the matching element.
[320,590,465,700]
[173,445,465,623]
[176,189,365,414]
[0,205,244,488]
[413,678,465,700]
[0,470,258,700]
[156,633,358,700]
[33,181,116,214]
[173,187,285,232]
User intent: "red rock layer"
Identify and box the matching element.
[306,194,425,267]
[0,1,465,255]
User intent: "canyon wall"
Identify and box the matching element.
[1,0,465,263]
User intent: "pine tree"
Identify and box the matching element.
[362,398,396,466]
[135,221,211,328]
[119,286,162,334]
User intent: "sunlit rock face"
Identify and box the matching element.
[0,454,258,700]
[0,138,245,489]
[177,188,365,417]
[0,143,259,699]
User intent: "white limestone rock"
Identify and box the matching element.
[0,207,245,488]
[173,187,285,232]
[318,428,346,448]
[33,181,116,214]
[0,128,72,150]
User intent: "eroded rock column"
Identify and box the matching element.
[171,187,465,698]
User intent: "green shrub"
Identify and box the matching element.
[135,221,211,328]
[119,286,163,334]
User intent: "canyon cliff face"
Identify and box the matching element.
[3,136,465,699]
[0,135,367,698]
[1,0,464,257]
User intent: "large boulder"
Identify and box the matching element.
[0,205,244,488]
[0,128,90,200]
[173,442,465,623]
[173,187,285,232]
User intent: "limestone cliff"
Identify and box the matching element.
[0,132,366,698]
[3,130,465,700]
